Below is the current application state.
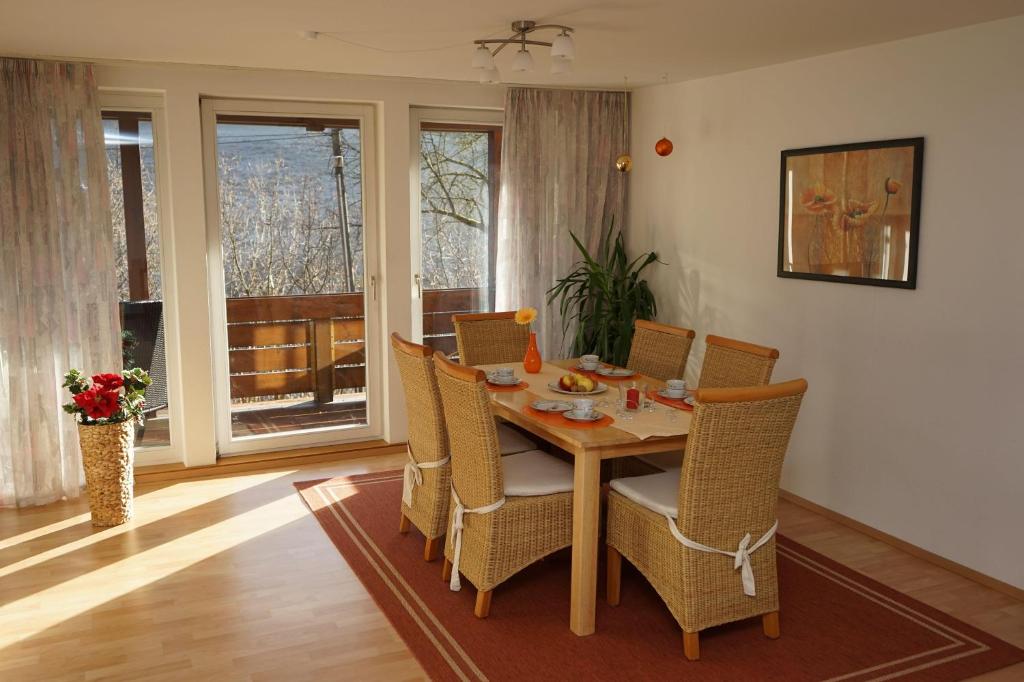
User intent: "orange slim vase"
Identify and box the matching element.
[523,331,542,373]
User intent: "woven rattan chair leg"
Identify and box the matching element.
[606,545,622,606]
[683,631,700,661]
[441,558,452,582]
[423,536,442,562]
[474,590,492,618]
[763,611,780,639]
[399,513,411,534]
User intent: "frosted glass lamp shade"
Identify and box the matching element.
[550,56,572,75]
[479,67,500,84]
[472,46,495,70]
[511,48,534,72]
[550,33,575,60]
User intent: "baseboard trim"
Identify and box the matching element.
[135,440,407,484]
[780,489,1024,602]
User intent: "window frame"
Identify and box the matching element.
[99,91,183,466]
[410,107,503,342]
[199,97,383,456]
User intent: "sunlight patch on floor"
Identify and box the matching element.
[0,491,308,648]
[0,511,93,552]
[0,470,300,578]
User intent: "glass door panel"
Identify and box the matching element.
[418,121,501,358]
[102,112,171,449]
[202,102,378,453]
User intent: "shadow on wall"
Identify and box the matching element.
[659,259,721,386]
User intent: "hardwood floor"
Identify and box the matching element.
[1,453,1021,681]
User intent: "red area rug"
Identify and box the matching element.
[295,472,1023,681]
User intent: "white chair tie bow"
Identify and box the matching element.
[401,448,451,508]
[448,487,506,592]
[665,518,779,597]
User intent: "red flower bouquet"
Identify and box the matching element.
[62,368,151,424]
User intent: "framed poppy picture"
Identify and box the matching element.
[777,137,923,288]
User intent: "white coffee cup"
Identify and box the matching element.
[580,354,600,370]
[495,367,515,379]
[572,398,595,416]
[666,379,687,399]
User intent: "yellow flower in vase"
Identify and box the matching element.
[514,307,538,326]
[515,307,542,373]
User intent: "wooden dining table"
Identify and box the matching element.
[477,359,692,636]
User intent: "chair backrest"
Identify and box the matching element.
[452,311,529,366]
[625,319,696,381]
[390,333,448,466]
[432,351,505,509]
[676,380,808,547]
[698,334,779,388]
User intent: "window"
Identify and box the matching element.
[418,122,501,355]
[210,113,371,441]
[103,112,169,448]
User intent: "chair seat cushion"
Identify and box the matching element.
[497,423,536,455]
[502,450,574,496]
[609,469,681,518]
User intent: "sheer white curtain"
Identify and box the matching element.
[495,88,628,358]
[0,58,120,507]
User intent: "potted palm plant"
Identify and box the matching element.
[63,368,151,526]
[547,218,660,366]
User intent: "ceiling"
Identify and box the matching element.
[2,1,1021,88]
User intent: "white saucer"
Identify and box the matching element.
[531,400,573,413]
[574,364,601,372]
[486,373,521,386]
[563,409,603,422]
[595,366,635,377]
[658,389,688,400]
[684,396,696,406]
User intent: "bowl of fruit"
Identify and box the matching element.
[548,373,608,395]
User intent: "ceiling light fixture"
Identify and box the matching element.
[471,20,575,79]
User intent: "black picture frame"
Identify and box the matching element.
[777,137,924,289]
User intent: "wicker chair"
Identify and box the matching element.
[637,333,781,473]
[626,319,696,381]
[433,351,574,618]
[605,379,808,660]
[453,311,530,366]
[391,333,451,562]
[391,334,536,562]
[698,334,779,389]
[616,320,697,477]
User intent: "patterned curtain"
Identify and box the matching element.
[495,88,628,358]
[0,58,120,507]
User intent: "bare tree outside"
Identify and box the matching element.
[419,129,492,290]
[216,124,364,297]
[107,123,495,301]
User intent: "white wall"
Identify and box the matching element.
[92,61,504,466]
[627,16,1024,588]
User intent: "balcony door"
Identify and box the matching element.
[201,99,381,455]
[411,108,503,357]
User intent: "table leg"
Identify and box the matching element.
[569,451,601,636]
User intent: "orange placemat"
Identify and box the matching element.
[523,406,615,429]
[649,390,693,411]
[486,381,530,392]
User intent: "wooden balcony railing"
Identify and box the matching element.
[225,287,486,403]
[121,288,488,405]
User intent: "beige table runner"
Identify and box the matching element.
[477,362,691,441]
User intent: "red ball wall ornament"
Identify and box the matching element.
[655,137,674,157]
